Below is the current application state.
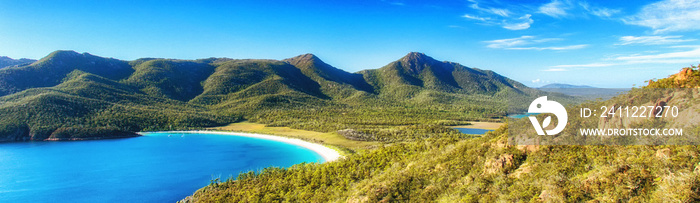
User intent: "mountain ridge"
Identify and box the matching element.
[0,56,36,69]
[0,50,551,141]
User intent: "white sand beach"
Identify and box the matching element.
[139,131,342,162]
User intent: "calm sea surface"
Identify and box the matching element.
[0,132,323,202]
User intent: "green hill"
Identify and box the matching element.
[0,51,132,96]
[0,50,555,141]
[0,56,35,69]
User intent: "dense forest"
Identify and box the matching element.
[181,66,700,202]
[0,50,565,141]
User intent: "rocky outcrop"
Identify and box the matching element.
[482,154,515,175]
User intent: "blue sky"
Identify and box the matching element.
[1,0,699,88]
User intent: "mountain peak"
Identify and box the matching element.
[401,52,435,63]
[286,53,321,62]
[48,50,81,57]
[284,53,324,67]
[397,52,439,74]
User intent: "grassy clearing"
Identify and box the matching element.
[209,122,380,153]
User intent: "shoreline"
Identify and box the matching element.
[138,130,342,162]
[44,134,140,141]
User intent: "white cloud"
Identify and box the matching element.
[463,0,533,30]
[552,63,617,68]
[614,47,700,61]
[543,68,567,71]
[468,0,511,17]
[509,44,588,51]
[578,1,620,18]
[485,36,536,49]
[624,0,700,33]
[538,0,568,18]
[618,35,696,45]
[538,0,620,19]
[589,7,620,18]
[552,47,700,68]
[462,14,490,22]
[462,0,620,31]
[489,8,511,17]
[485,36,587,50]
[502,14,533,30]
[531,79,551,84]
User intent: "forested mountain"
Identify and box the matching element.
[0,50,548,141]
[362,52,526,96]
[0,56,35,69]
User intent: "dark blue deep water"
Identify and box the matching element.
[0,132,323,202]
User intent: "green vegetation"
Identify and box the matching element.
[180,65,700,202]
[182,126,700,202]
[0,50,554,141]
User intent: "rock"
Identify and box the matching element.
[652,96,673,117]
[509,162,533,179]
[482,154,515,175]
[516,145,540,153]
[539,187,564,203]
[655,148,671,159]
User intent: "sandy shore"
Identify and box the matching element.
[139,130,342,162]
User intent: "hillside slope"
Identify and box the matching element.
[181,66,700,203]
[0,50,550,141]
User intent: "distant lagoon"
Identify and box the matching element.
[455,128,494,135]
[508,113,540,119]
[0,132,324,202]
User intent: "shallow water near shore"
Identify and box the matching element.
[0,132,323,202]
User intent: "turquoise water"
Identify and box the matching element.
[508,113,540,119]
[455,128,493,135]
[0,132,323,202]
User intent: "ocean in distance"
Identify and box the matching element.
[0,132,323,202]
